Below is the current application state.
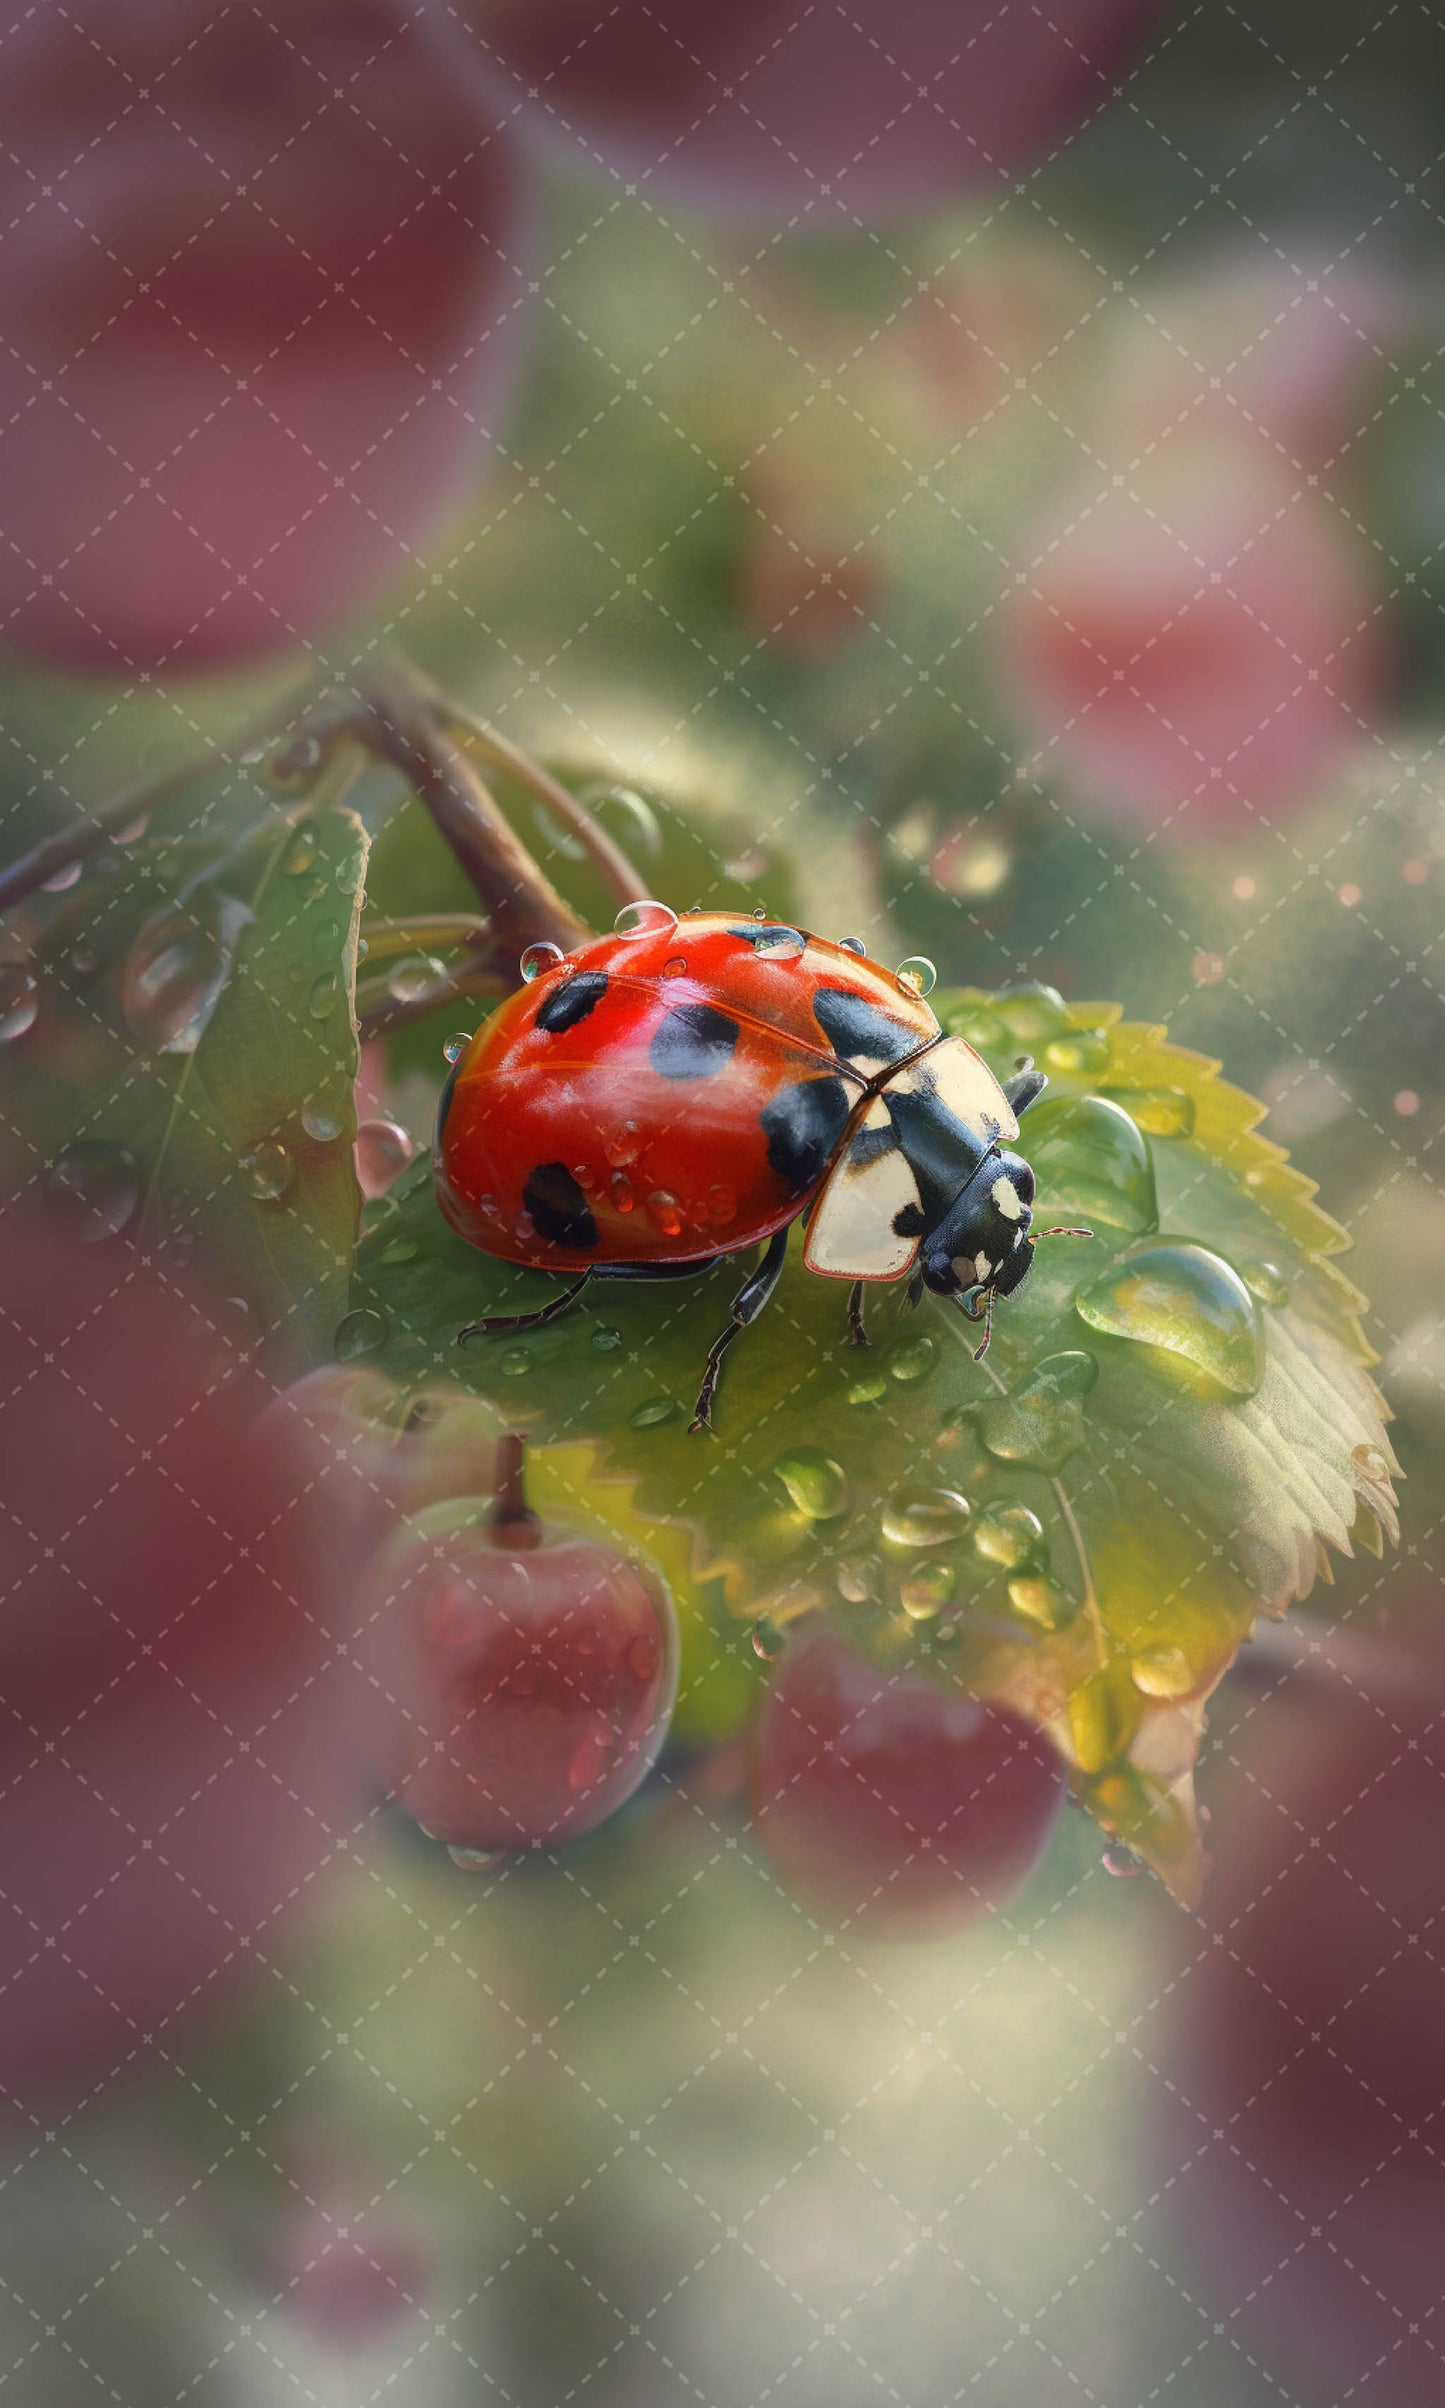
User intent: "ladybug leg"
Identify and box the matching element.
[846,1280,868,1348]
[457,1268,592,1343]
[689,1228,790,1436]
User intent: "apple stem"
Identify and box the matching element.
[492,1435,543,1550]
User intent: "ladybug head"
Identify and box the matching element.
[919,1153,1091,1359]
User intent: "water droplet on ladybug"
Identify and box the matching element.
[568,1733,611,1793]
[752,905,768,920]
[0,963,40,1042]
[613,899,678,939]
[645,1190,683,1237]
[42,860,83,893]
[661,955,688,978]
[44,1141,139,1242]
[335,1306,388,1361]
[753,924,806,961]
[443,1032,470,1064]
[609,1172,634,1212]
[572,1163,598,1192]
[355,1118,414,1200]
[479,1194,502,1220]
[520,940,565,982]
[838,935,867,955]
[240,1140,293,1202]
[705,1185,736,1226]
[896,956,936,996]
[605,1122,640,1167]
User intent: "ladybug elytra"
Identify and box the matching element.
[434,908,1088,1429]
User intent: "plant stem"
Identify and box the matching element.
[444,704,649,909]
[358,913,492,963]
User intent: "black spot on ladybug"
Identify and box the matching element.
[812,984,920,1068]
[649,1001,739,1081]
[536,970,608,1034]
[760,1075,852,1197]
[435,1055,462,1145]
[521,1162,597,1250]
[891,1201,927,1238]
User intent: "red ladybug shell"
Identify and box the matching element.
[435,912,940,1270]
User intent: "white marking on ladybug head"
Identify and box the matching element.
[974,1251,993,1282]
[993,1174,1024,1222]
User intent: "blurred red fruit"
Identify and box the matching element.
[1163,1643,1445,2408]
[369,1440,678,1852]
[463,0,1160,224]
[0,1226,370,2113]
[736,524,881,662]
[0,1,526,672]
[752,1627,1064,1936]
[1005,445,1383,828]
[280,2200,428,2350]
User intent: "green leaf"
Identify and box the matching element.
[350,982,1397,1901]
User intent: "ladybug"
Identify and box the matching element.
[434,907,1088,1430]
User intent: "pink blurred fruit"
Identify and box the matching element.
[463,0,1160,224]
[0,1225,369,2112]
[752,1627,1064,1936]
[0,0,526,672]
[1005,444,1383,827]
[370,1438,678,1852]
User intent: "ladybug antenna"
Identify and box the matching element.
[971,1287,995,1363]
[956,1280,996,1362]
[492,1433,543,1550]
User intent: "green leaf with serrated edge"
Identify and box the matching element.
[348,982,1397,1903]
[129,792,369,1373]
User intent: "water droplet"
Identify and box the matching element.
[605,1122,640,1168]
[300,1096,345,1143]
[380,1236,418,1267]
[311,920,342,960]
[1352,1441,1391,1484]
[889,1336,936,1384]
[112,814,149,847]
[595,785,663,859]
[335,1306,388,1361]
[240,1140,293,1203]
[972,1502,1046,1572]
[42,860,83,894]
[1242,1260,1290,1309]
[661,955,688,979]
[1023,1094,1155,1233]
[645,1190,684,1237]
[752,924,806,962]
[1007,1575,1072,1631]
[591,1325,623,1352]
[448,1845,503,1873]
[995,983,1068,1045]
[521,941,565,983]
[67,942,98,977]
[836,1556,878,1604]
[847,1373,887,1406]
[0,963,40,1042]
[881,1486,971,1548]
[978,1350,1098,1474]
[281,823,318,877]
[44,1141,138,1242]
[705,1185,736,1226]
[1101,1085,1196,1140]
[389,953,446,1004]
[1075,1243,1265,1400]
[443,1032,470,1064]
[500,1348,532,1379]
[1102,1842,1145,1880]
[1131,1645,1196,1699]
[613,900,678,940]
[610,1173,634,1212]
[751,1618,784,1663]
[266,733,325,795]
[901,1561,955,1621]
[895,956,936,996]
[355,1119,414,1200]
[1043,1030,1110,1076]
[629,1396,680,1429]
[308,970,339,1019]
[568,1732,611,1792]
[122,893,250,1055]
[838,936,868,956]
[752,905,769,920]
[773,1447,850,1521]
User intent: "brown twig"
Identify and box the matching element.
[443,704,649,910]
[357,946,509,1043]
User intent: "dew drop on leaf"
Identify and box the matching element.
[900,1560,955,1620]
[1007,1575,1073,1631]
[591,1325,623,1353]
[301,1096,345,1143]
[281,823,318,877]
[629,1396,680,1429]
[44,1141,138,1242]
[972,1501,1046,1571]
[0,962,40,1042]
[122,895,249,1054]
[1131,1644,1197,1699]
[995,982,1069,1045]
[335,1306,389,1361]
[1075,1242,1265,1400]
[977,1350,1098,1474]
[1101,1084,1196,1139]
[614,900,678,939]
[379,1237,418,1267]
[308,970,339,1019]
[1043,1029,1110,1075]
[751,1618,784,1663]
[240,1140,293,1203]
[881,1486,971,1547]
[1351,1441,1391,1484]
[1243,1260,1291,1308]
[499,1349,532,1379]
[772,1447,850,1521]
[888,1336,935,1383]
[1022,1094,1156,1233]
[836,1556,879,1604]
[356,1119,414,1200]
[520,941,565,983]
[846,1373,887,1406]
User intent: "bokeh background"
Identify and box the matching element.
[1,3,1443,2403]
